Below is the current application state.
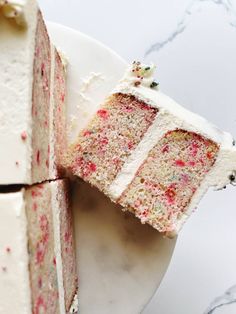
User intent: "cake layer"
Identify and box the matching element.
[64,62,236,236]
[0,179,78,313]
[119,130,219,233]
[0,1,66,184]
[64,93,158,191]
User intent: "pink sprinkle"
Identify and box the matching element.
[61,94,65,102]
[36,243,45,265]
[207,151,213,160]
[64,231,70,243]
[188,161,196,167]
[38,277,42,289]
[174,159,186,167]
[97,109,109,119]
[100,137,109,146]
[88,162,96,172]
[21,131,27,141]
[36,150,40,165]
[83,130,92,137]
[162,144,169,153]
[127,141,134,150]
[33,202,37,211]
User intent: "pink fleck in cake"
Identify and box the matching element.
[0,0,67,184]
[0,179,78,313]
[64,61,236,236]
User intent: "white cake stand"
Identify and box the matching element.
[47,22,177,314]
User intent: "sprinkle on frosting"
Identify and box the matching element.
[0,0,26,26]
[123,61,159,89]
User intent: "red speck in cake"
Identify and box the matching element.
[88,162,96,172]
[31,189,42,198]
[174,159,186,167]
[38,277,42,289]
[124,106,134,113]
[83,130,92,137]
[64,231,70,243]
[162,144,170,153]
[15,161,19,166]
[6,247,11,253]
[127,141,134,150]
[41,63,45,77]
[165,186,176,204]
[139,103,151,111]
[53,257,56,266]
[36,242,45,265]
[45,159,49,168]
[36,150,40,165]
[39,215,48,232]
[61,94,65,102]
[44,120,48,127]
[75,157,97,177]
[180,173,190,185]
[97,109,109,119]
[100,137,109,146]
[21,131,27,141]
[207,151,213,159]
[35,296,46,314]
[33,202,38,211]
[48,145,50,154]
[190,142,199,157]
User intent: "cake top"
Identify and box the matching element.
[0,0,28,26]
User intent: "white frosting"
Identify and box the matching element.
[0,0,38,184]
[0,190,31,314]
[49,44,57,177]
[109,63,236,233]
[51,181,66,314]
[0,0,29,26]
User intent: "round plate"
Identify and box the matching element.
[47,22,177,314]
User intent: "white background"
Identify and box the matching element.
[38,1,236,313]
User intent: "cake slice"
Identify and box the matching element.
[0,179,78,313]
[63,61,236,236]
[0,0,67,184]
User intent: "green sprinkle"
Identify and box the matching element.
[150,81,159,88]
[145,66,151,71]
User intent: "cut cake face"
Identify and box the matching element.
[0,179,78,314]
[0,1,67,184]
[64,62,236,236]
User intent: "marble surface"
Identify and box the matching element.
[40,0,236,313]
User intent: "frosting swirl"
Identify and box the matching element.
[121,61,159,89]
[0,0,26,26]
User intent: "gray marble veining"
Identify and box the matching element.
[204,285,236,313]
[145,0,236,56]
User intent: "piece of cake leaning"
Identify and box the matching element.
[63,61,236,237]
[0,1,78,313]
